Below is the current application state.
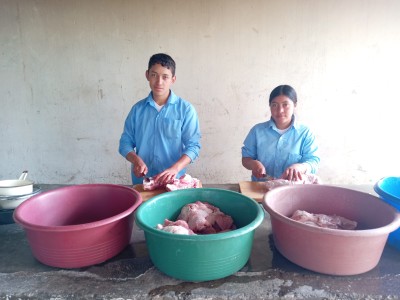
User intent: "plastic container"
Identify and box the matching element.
[14,184,142,268]
[0,186,41,209]
[263,184,400,276]
[0,171,33,196]
[374,176,400,250]
[135,188,264,282]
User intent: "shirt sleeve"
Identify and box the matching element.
[300,130,320,174]
[181,105,201,162]
[241,126,257,159]
[118,108,136,158]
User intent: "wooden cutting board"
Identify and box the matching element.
[133,184,167,202]
[239,181,268,202]
[133,181,203,202]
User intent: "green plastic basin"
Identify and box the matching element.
[135,188,264,281]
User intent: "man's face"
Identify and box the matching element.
[270,95,295,129]
[146,63,176,100]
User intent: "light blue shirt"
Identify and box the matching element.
[241,116,320,181]
[119,90,201,184]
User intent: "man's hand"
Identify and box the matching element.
[153,154,192,185]
[127,152,148,178]
[154,167,178,185]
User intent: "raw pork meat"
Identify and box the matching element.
[143,177,170,191]
[157,219,195,235]
[265,174,321,190]
[143,174,201,191]
[166,174,201,191]
[177,201,235,234]
[157,201,236,235]
[290,210,357,230]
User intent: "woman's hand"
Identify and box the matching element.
[252,161,267,179]
[281,163,308,181]
[242,157,267,179]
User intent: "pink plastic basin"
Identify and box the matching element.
[14,184,142,268]
[263,184,400,276]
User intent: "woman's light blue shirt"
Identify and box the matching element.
[241,117,320,181]
[119,90,201,184]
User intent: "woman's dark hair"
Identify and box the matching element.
[269,85,297,105]
[148,53,176,76]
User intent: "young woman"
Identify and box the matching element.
[241,85,320,182]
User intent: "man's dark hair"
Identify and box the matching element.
[148,53,176,76]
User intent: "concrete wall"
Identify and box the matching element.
[1,0,399,185]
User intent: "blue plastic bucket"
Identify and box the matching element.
[374,176,400,250]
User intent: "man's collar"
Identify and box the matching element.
[146,90,177,105]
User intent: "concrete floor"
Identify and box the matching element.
[1,184,399,299]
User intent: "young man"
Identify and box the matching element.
[119,53,201,185]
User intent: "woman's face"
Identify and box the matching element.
[270,95,296,129]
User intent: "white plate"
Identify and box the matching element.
[0,186,41,209]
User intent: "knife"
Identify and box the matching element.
[260,174,275,181]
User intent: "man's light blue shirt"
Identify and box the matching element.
[241,117,320,181]
[119,90,201,184]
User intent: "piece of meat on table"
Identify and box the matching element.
[290,210,357,230]
[165,174,201,191]
[265,174,322,190]
[142,177,169,191]
[143,173,201,191]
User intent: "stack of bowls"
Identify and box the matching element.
[0,172,40,224]
[374,176,400,250]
